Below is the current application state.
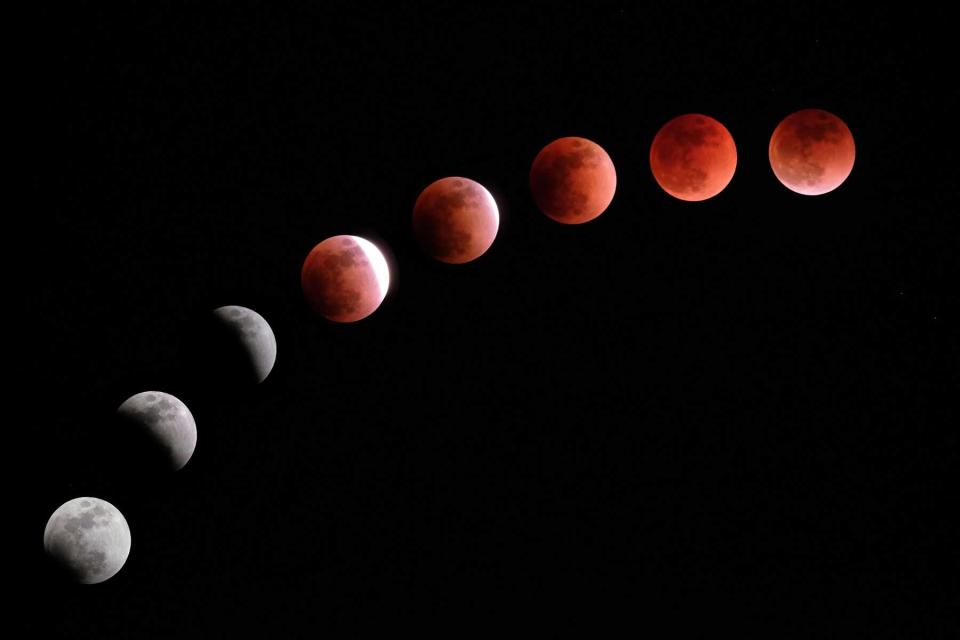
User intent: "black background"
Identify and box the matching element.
[28,1,955,636]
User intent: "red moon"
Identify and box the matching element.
[649,114,737,201]
[412,177,499,264]
[769,108,855,195]
[529,136,616,224]
[301,235,390,323]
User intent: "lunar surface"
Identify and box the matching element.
[412,177,499,264]
[529,136,617,224]
[116,391,197,471]
[769,108,855,195]
[211,305,277,383]
[649,114,737,201]
[43,497,131,584]
[301,235,390,322]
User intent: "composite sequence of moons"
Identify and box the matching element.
[44,497,131,584]
[301,235,391,322]
[529,136,617,224]
[116,391,198,471]
[769,108,855,195]
[412,177,500,263]
[45,107,856,587]
[649,114,737,201]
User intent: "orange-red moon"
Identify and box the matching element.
[769,108,855,195]
[649,114,737,201]
[301,235,390,323]
[529,136,616,224]
[412,177,499,264]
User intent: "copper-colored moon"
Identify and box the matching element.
[649,113,737,201]
[412,177,499,264]
[769,108,855,195]
[301,235,390,323]
[529,136,617,224]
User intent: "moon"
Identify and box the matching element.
[116,391,197,471]
[529,136,617,224]
[44,497,131,584]
[210,305,277,384]
[412,177,499,264]
[301,235,390,322]
[649,113,737,201]
[769,108,855,195]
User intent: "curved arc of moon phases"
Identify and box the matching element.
[43,497,132,584]
[529,136,617,224]
[301,235,390,323]
[768,108,855,195]
[649,113,737,201]
[412,176,500,264]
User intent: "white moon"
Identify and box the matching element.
[43,497,131,584]
[211,305,277,384]
[117,391,197,471]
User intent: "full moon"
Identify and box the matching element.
[301,235,390,322]
[116,391,197,471]
[649,113,737,201]
[44,497,131,584]
[412,177,499,264]
[529,136,617,224]
[769,108,855,195]
[211,305,277,384]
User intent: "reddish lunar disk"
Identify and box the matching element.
[649,114,737,201]
[769,108,855,195]
[529,136,617,224]
[412,177,499,264]
[301,235,390,323]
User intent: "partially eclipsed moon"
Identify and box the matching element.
[301,235,390,322]
[412,177,499,264]
[43,497,131,584]
[769,108,855,195]
[211,305,277,384]
[649,113,737,201]
[116,391,197,471]
[529,136,617,224]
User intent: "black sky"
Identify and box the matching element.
[27,2,955,636]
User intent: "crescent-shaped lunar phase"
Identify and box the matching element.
[412,177,500,264]
[529,136,617,224]
[43,497,131,584]
[116,391,197,471]
[301,235,390,322]
[649,113,737,201]
[769,108,855,195]
[211,305,277,384]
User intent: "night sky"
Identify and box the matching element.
[29,2,955,636]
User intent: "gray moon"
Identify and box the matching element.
[211,305,277,384]
[117,391,197,471]
[43,497,131,584]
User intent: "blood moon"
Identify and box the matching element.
[769,108,855,195]
[301,235,390,323]
[529,136,616,224]
[412,177,499,264]
[649,114,737,201]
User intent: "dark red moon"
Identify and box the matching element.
[301,235,390,323]
[649,114,737,201]
[769,108,855,196]
[529,136,617,224]
[412,177,499,264]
